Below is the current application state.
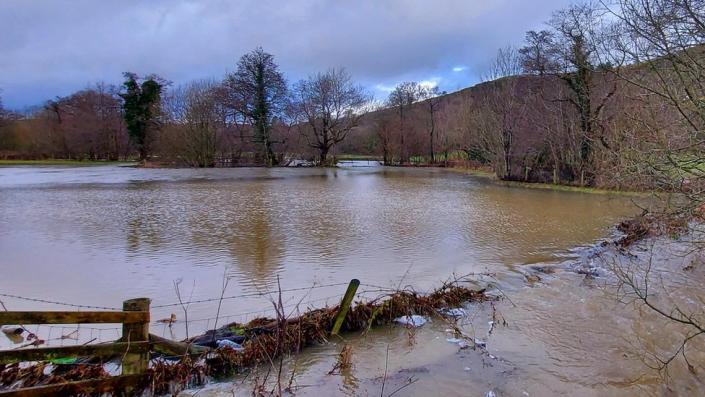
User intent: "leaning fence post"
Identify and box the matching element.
[121,298,151,375]
[330,279,360,336]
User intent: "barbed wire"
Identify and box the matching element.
[0,282,354,312]
[0,293,121,311]
[172,292,348,325]
[151,281,351,309]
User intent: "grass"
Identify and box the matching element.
[0,159,134,167]
[446,166,646,196]
[496,179,646,196]
[335,154,381,161]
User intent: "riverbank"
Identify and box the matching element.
[0,156,650,197]
[446,165,648,196]
[0,159,134,167]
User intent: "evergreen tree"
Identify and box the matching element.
[120,73,164,160]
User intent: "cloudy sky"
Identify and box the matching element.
[0,0,571,110]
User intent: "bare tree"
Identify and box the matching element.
[292,68,370,165]
[35,86,126,160]
[418,86,445,163]
[476,46,528,179]
[163,80,225,167]
[593,0,705,374]
[484,45,524,81]
[607,0,705,211]
[519,30,562,75]
[225,47,288,166]
[548,1,618,184]
[387,82,422,164]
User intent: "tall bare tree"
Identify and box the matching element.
[593,0,705,374]
[476,46,528,179]
[387,81,422,164]
[293,68,369,165]
[419,86,444,163]
[519,30,561,75]
[548,2,617,184]
[225,47,288,166]
[164,80,226,167]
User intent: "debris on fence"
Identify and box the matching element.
[0,280,488,396]
[191,328,245,348]
[394,315,428,327]
[216,340,244,351]
[141,280,487,394]
[439,308,468,318]
[446,338,470,349]
[0,361,111,390]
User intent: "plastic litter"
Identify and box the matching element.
[486,391,496,397]
[216,339,244,351]
[439,308,467,318]
[446,338,470,349]
[474,339,487,348]
[394,315,427,327]
[438,307,468,318]
[192,328,246,348]
[49,357,79,365]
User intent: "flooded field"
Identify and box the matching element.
[2,165,697,396]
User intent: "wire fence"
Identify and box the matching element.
[0,281,396,349]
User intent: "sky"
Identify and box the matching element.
[0,0,571,110]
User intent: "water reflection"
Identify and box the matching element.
[225,182,284,288]
[0,165,650,395]
[0,166,637,299]
[0,166,639,329]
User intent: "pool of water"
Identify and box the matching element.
[4,165,682,396]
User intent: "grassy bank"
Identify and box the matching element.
[446,166,646,196]
[335,154,381,161]
[0,159,135,167]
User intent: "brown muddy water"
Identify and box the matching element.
[0,165,699,396]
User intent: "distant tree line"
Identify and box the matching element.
[0,0,703,191]
[0,47,371,167]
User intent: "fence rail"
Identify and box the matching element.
[0,280,363,396]
[0,311,148,325]
[0,298,151,396]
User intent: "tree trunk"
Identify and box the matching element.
[320,147,329,166]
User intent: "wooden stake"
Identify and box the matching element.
[121,298,150,375]
[330,279,360,336]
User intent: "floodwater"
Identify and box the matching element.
[0,164,698,396]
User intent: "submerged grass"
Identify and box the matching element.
[446,166,646,196]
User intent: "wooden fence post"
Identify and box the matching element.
[330,279,360,336]
[121,298,150,375]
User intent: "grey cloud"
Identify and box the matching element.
[0,0,571,109]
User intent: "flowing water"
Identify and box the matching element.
[0,164,698,395]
